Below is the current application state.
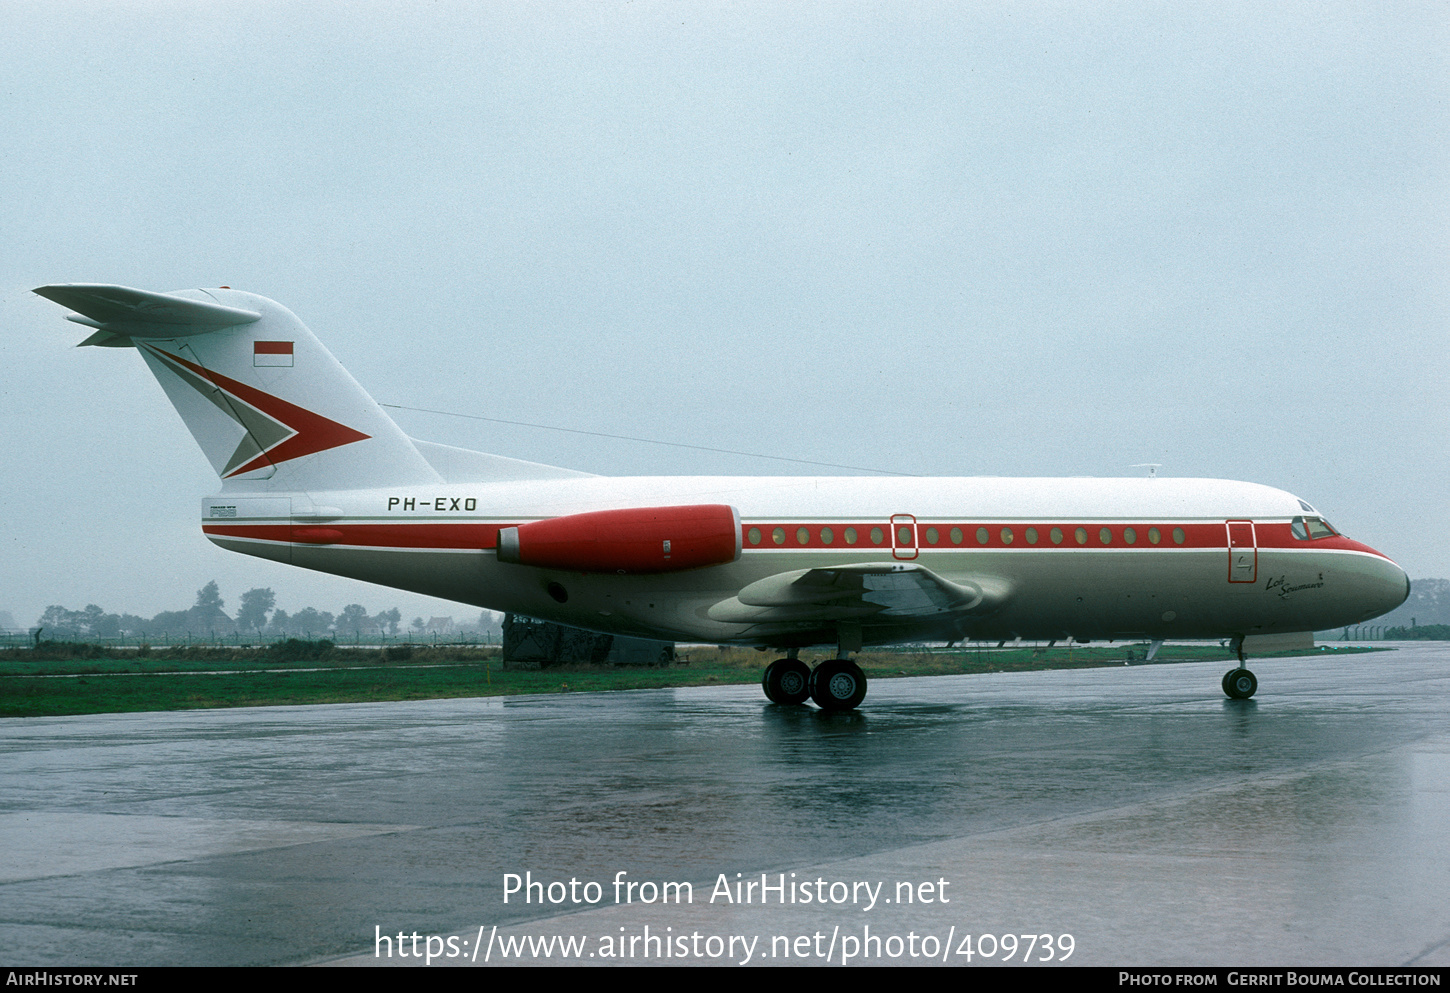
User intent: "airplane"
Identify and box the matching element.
[34,283,1410,710]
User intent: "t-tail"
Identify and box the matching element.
[36,284,439,490]
[35,284,593,491]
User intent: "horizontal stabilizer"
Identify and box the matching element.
[74,329,137,348]
[34,284,261,338]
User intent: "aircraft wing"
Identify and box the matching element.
[707,562,1010,624]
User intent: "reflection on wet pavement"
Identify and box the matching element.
[3,647,1448,965]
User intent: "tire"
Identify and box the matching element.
[1224,667,1257,700]
[809,659,868,711]
[762,658,812,705]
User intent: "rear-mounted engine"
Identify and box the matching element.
[495,504,742,574]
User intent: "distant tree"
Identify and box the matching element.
[377,608,401,636]
[34,604,124,639]
[237,588,276,634]
[187,581,232,634]
[37,605,83,639]
[338,604,371,638]
[117,614,149,637]
[411,616,425,635]
[195,581,223,613]
[149,610,190,636]
[266,608,291,636]
[89,608,121,639]
[291,607,334,638]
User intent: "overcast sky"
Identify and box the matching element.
[1,1,1445,630]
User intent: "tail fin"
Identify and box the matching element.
[35,284,441,489]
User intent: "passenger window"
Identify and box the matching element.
[845,527,858,545]
[1148,527,1161,545]
[772,527,785,545]
[821,527,834,545]
[1124,527,1136,545]
[925,527,939,545]
[870,527,884,545]
[1025,527,1038,545]
[977,527,989,545]
[1075,527,1087,545]
[1050,527,1063,545]
[1000,527,1014,545]
[748,527,761,545]
[1172,527,1185,545]
[950,527,963,545]
[796,527,810,545]
[1099,528,1112,545]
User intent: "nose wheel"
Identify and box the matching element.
[1222,667,1257,700]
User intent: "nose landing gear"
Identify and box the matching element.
[1222,637,1257,699]
[1222,667,1258,700]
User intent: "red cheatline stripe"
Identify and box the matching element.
[201,519,1393,560]
[204,523,514,549]
[253,341,294,354]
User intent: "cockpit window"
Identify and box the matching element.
[1291,516,1339,540]
[1298,499,1316,513]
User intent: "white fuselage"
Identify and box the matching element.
[201,475,1408,648]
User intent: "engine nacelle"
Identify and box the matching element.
[495,504,742,574]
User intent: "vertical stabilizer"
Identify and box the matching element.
[35,284,441,490]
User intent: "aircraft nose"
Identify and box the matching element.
[1363,548,1410,619]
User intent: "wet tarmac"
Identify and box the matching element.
[2,645,1448,966]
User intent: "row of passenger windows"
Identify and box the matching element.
[745,525,1190,547]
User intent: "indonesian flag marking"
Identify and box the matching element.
[254,340,294,367]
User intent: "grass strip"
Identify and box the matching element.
[0,643,1384,718]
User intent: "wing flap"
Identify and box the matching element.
[707,597,884,624]
[710,562,1009,624]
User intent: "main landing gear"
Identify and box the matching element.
[1221,638,1257,700]
[762,651,868,711]
[762,655,812,705]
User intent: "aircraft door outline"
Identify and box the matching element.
[891,514,919,560]
[1227,520,1257,583]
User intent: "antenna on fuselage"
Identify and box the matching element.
[1131,463,1162,479]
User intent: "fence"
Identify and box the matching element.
[0,630,501,650]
